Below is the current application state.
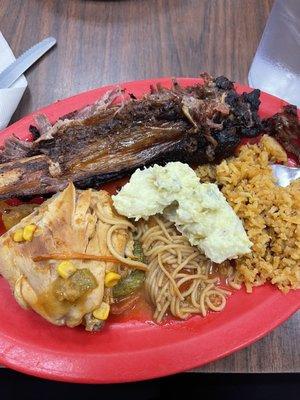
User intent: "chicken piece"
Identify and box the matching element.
[0,183,131,329]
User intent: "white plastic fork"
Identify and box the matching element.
[271,164,300,187]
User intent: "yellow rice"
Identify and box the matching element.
[196,135,300,293]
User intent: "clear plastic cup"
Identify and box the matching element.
[248,0,300,106]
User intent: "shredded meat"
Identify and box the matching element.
[0,74,263,200]
[263,105,300,160]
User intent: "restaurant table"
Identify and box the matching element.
[0,0,299,375]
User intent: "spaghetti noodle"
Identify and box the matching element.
[95,200,148,272]
[138,216,231,322]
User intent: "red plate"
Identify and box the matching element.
[0,78,299,383]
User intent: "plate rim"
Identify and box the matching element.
[0,77,299,383]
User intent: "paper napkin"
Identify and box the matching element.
[0,32,27,130]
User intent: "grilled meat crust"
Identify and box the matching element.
[0,75,262,199]
[263,104,300,160]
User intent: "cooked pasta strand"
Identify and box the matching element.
[140,216,230,322]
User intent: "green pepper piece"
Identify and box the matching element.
[133,240,145,262]
[112,269,145,299]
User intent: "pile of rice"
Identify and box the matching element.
[196,135,300,293]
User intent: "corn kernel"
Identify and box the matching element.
[92,302,110,320]
[22,224,37,241]
[57,261,77,279]
[13,229,24,242]
[104,271,121,288]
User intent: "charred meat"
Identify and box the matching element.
[263,104,300,160]
[0,74,262,200]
